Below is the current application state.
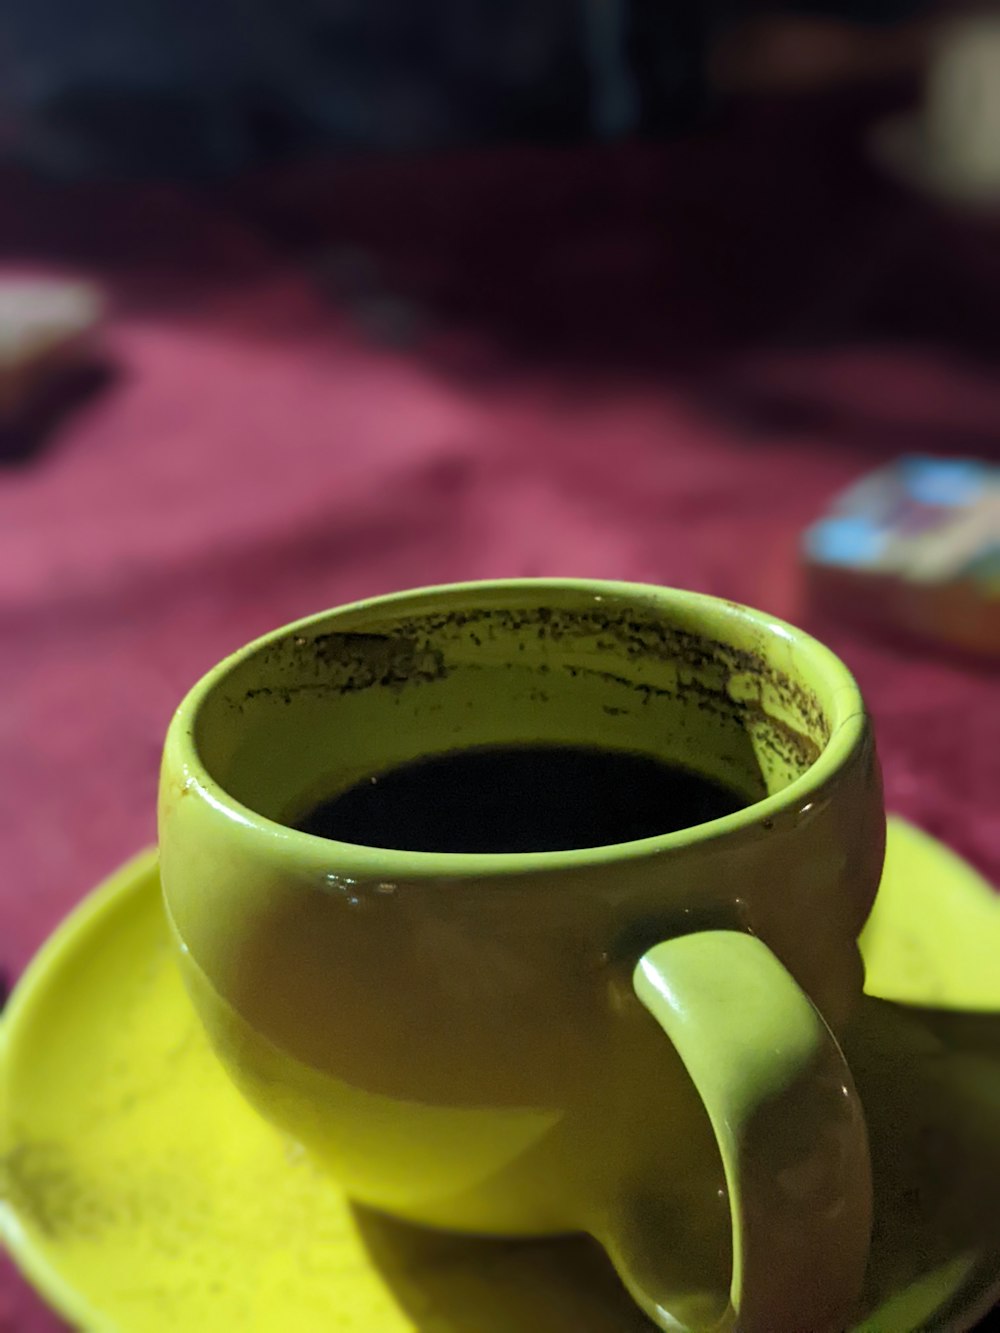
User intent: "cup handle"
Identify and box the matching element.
[616,929,872,1333]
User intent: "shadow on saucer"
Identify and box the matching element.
[350,997,1000,1332]
[352,1208,653,1331]
[849,997,1000,1329]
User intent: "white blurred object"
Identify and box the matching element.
[871,14,1000,210]
[0,277,105,422]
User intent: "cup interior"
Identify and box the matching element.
[189,583,852,852]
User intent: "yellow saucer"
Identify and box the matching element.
[3,819,1000,1333]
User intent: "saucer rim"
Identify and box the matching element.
[1,847,158,1333]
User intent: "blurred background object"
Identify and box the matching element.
[873,10,1000,206]
[804,456,1000,659]
[0,275,109,463]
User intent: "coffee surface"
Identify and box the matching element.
[297,744,747,854]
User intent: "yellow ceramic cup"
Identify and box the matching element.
[159,580,883,1332]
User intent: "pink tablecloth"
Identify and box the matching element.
[2,94,998,1331]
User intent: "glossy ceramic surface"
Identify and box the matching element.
[2,819,998,1333]
[159,581,884,1329]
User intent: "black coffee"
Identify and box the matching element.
[296,744,747,854]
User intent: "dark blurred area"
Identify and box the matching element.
[0,0,930,177]
[2,3,1000,1327]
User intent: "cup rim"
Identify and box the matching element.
[165,579,868,880]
